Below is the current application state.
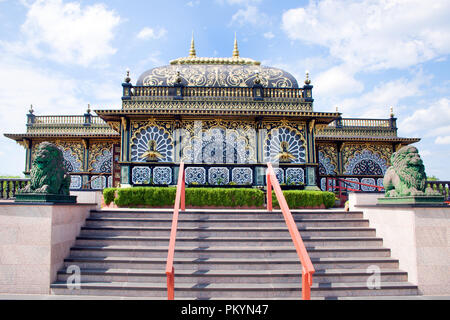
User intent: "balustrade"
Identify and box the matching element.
[131,85,304,100]
[0,179,30,200]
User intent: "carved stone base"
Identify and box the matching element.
[377,195,445,205]
[15,193,77,203]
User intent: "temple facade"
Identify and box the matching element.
[4,38,420,191]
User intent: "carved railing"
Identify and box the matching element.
[0,173,112,199]
[426,181,450,201]
[131,85,305,101]
[317,118,396,137]
[329,118,391,128]
[33,115,108,125]
[0,178,30,199]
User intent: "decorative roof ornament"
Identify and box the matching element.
[124,68,131,83]
[390,106,394,117]
[170,33,260,65]
[254,72,261,85]
[336,106,339,113]
[305,71,311,85]
[175,70,182,84]
[29,104,34,114]
[233,33,239,58]
[87,103,91,114]
[189,32,196,58]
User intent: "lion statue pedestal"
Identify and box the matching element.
[378,145,443,205]
[15,142,77,203]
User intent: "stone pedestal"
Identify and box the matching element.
[15,193,77,203]
[349,192,450,295]
[378,195,444,205]
[0,203,95,294]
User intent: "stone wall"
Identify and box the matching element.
[349,192,450,295]
[0,203,95,294]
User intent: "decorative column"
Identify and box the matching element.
[22,139,32,176]
[337,142,345,174]
[305,119,320,190]
[120,116,131,187]
[81,139,89,172]
[255,118,265,186]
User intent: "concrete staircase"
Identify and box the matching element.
[50,209,419,299]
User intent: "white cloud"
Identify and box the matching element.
[136,27,167,40]
[282,0,450,71]
[399,98,450,138]
[435,136,450,145]
[230,5,267,26]
[217,0,261,5]
[263,31,275,39]
[15,0,121,66]
[314,66,364,97]
[186,0,200,6]
[324,72,431,118]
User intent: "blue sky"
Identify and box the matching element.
[0,0,449,179]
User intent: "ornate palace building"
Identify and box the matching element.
[4,38,420,191]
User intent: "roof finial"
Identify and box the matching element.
[29,104,34,114]
[336,106,339,113]
[305,70,311,85]
[87,103,91,114]
[233,32,240,58]
[124,68,131,83]
[189,31,196,58]
[390,106,394,117]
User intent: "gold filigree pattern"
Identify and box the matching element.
[89,142,113,171]
[262,121,308,164]
[138,64,298,88]
[122,100,312,113]
[317,143,338,175]
[180,119,257,164]
[342,143,393,172]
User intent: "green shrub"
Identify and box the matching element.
[103,188,116,205]
[111,187,265,208]
[108,187,334,209]
[272,190,335,209]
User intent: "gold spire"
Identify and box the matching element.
[232,33,239,58]
[189,32,196,57]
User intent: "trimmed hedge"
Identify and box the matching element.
[103,188,116,205]
[104,187,335,209]
[185,188,265,208]
[114,187,177,207]
[272,190,335,209]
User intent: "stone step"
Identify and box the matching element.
[85,217,370,228]
[50,281,418,298]
[56,267,408,284]
[79,226,377,238]
[75,235,384,247]
[62,256,399,271]
[68,245,392,259]
[91,210,363,220]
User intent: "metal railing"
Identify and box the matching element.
[266,163,315,300]
[165,162,186,300]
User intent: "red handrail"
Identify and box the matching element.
[266,163,315,300]
[166,162,185,300]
